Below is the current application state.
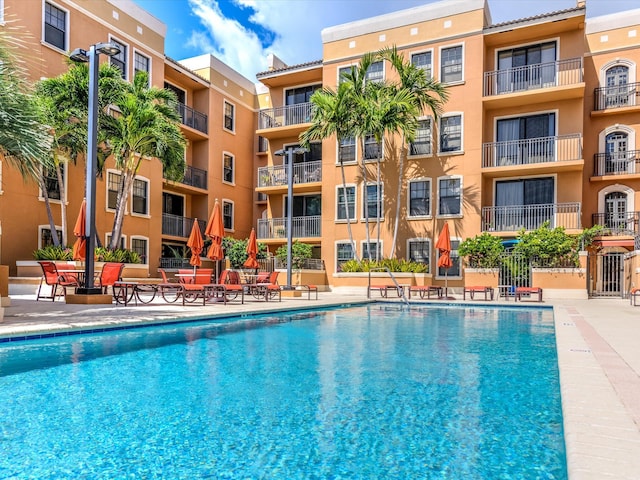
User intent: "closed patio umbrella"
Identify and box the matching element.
[436,223,453,297]
[187,218,203,270]
[243,228,259,270]
[205,200,225,261]
[72,199,87,261]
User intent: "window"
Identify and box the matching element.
[39,226,62,248]
[605,65,632,108]
[363,183,383,219]
[41,165,64,201]
[408,180,431,217]
[285,85,320,105]
[495,177,554,230]
[132,178,148,215]
[496,113,555,165]
[497,41,556,93]
[604,131,630,174]
[408,239,430,269]
[107,171,122,210]
[438,177,462,216]
[440,115,462,153]
[44,2,66,51]
[106,234,126,250]
[110,39,128,79]
[441,45,463,83]
[338,136,356,163]
[134,51,150,85]
[410,119,432,155]
[131,237,148,264]
[336,185,356,221]
[364,134,382,160]
[366,61,384,83]
[336,241,355,272]
[223,101,235,131]
[222,153,235,183]
[338,65,354,84]
[164,82,186,104]
[411,51,432,78]
[437,239,460,277]
[222,200,233,230]
[362,241,381,261]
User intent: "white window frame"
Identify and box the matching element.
[335,184,357,222]
[407,178,432,219]
[407,238,431,268]
[223,100,235,133]
[336,136,357,165]
[411,49,433,79]
[439,113,464,154]
[106,169,122,213]
[130,236,149,264]
[222,152,235,185]
[365,60,385,83]
[337,63,357,85]
[38,225,62,249]
[361,240,383,261]
[363,133,383,163]
[38,162,67,204]
[108,35,129,81]
[436,237,462,279]
[598,124,636,153]
[133,49,151,85]
[222,199,234,232]
[361,182,384,221]
[409,116,433,157]
[600,59,636,85]
[0,0,5,24]
[439,43,464,84]
[42,1,68,53]
[105,233,127,250]
[335,240,355,272]
[437,175,463,218]
[597,184,635,215]
[131,175,150,218]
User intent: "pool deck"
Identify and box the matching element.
[1,291,639,479]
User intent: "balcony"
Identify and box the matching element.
[257,160,322,192]
[593,150,640,177]
[173,101,208,135]
[593,82,640,111]
[257,215,321,240]
[162,214,204,238]
[482,134,582,175]
[164,165,208,191]
[592,212,639,235]
[483,58,583,109]
[257,103,312,139]
[482,202,581,232]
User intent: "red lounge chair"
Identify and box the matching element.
[96,262,125,295]
[36,261,80,301]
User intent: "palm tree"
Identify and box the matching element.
[380,46,449,257]
[101,71,186,249]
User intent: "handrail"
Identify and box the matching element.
[367,267,410,306]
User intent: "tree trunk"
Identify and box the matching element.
[38,175,60,247]
[109,170,134,249]
[375,151,381,261]
[55,161,67,246]
[359,136,372,259]
[339,159,360,262]
[390,135,407,257]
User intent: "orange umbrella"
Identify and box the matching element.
[187,218,203,268]
[436,223,452,269]
[72,199,87,261]
[205,200,225,261]
[243,228,259,269]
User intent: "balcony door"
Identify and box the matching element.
[495,177,554,230]
[284,84,320,124]
[604,191,628,231]
[497,41,556,93]
[605,66,630,108]
[496,113,555,165]
[605,131,629,174]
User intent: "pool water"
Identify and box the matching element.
[0,305,566,479]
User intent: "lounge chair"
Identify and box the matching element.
[252,271,281,301]
[463,286,495,300]
[95,262,125,295]
[515,286,543,302]
[36,261,80,301]
[408,285,443,299]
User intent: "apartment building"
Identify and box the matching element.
[0,0,256,275]
[255,0,640,295]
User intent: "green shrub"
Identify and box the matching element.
[340,258,428,273]
[95,247,142,264]
[459,232,504,268]
[223,236,268,269]
[33,245,73,260]
[276,241,313,269]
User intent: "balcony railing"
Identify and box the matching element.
[482,202,581,232]
[162,214,204,238]
[258,103,312,129]
[164,165,208,189]
[483,58,582,97]
[594,82,640,110]
[257,160,322,187]
[482,134,581,168]
[593,150,640,176]
[158,257,192,269]
[257,215,321,239]
[173,101,208,134]
[592,211,640,235]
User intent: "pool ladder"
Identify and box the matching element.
[367,267,410,306]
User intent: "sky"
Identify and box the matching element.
[132,0,639,82]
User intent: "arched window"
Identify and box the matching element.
[604,191,629,231]
[605,131,629,174]
[605,65,630,108]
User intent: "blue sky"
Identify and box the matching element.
[132,0,638,82]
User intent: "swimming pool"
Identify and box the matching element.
[0,305,566,478]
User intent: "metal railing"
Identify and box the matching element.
[173,101,208,134]
[257,160,322,187]
[164,165,208,189]
[161,214,204,238]
[594,82,640,110]
[483,58,582,96]
[257,215,321,239]
[593,150,640,176]
[158,257,192,269]
[258,102,312,129]
[592,211,640,235]
[482,202,581,232]
[274,258,325,270]
[482,134,581,168]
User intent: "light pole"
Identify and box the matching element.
[274,147,307,289]
[69,42,121,294]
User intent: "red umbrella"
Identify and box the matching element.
[72,199,87,261]
[187,218,203,268]
[243,228,259,269]
[205,200,225,261]
[436,223,453,297]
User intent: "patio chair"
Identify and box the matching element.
[253,271,281,301]
[158,269,183,303]
[36,261,81,301]
[96,262,125,295]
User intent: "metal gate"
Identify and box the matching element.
[587,252,625,297]
[498,253,532,298]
